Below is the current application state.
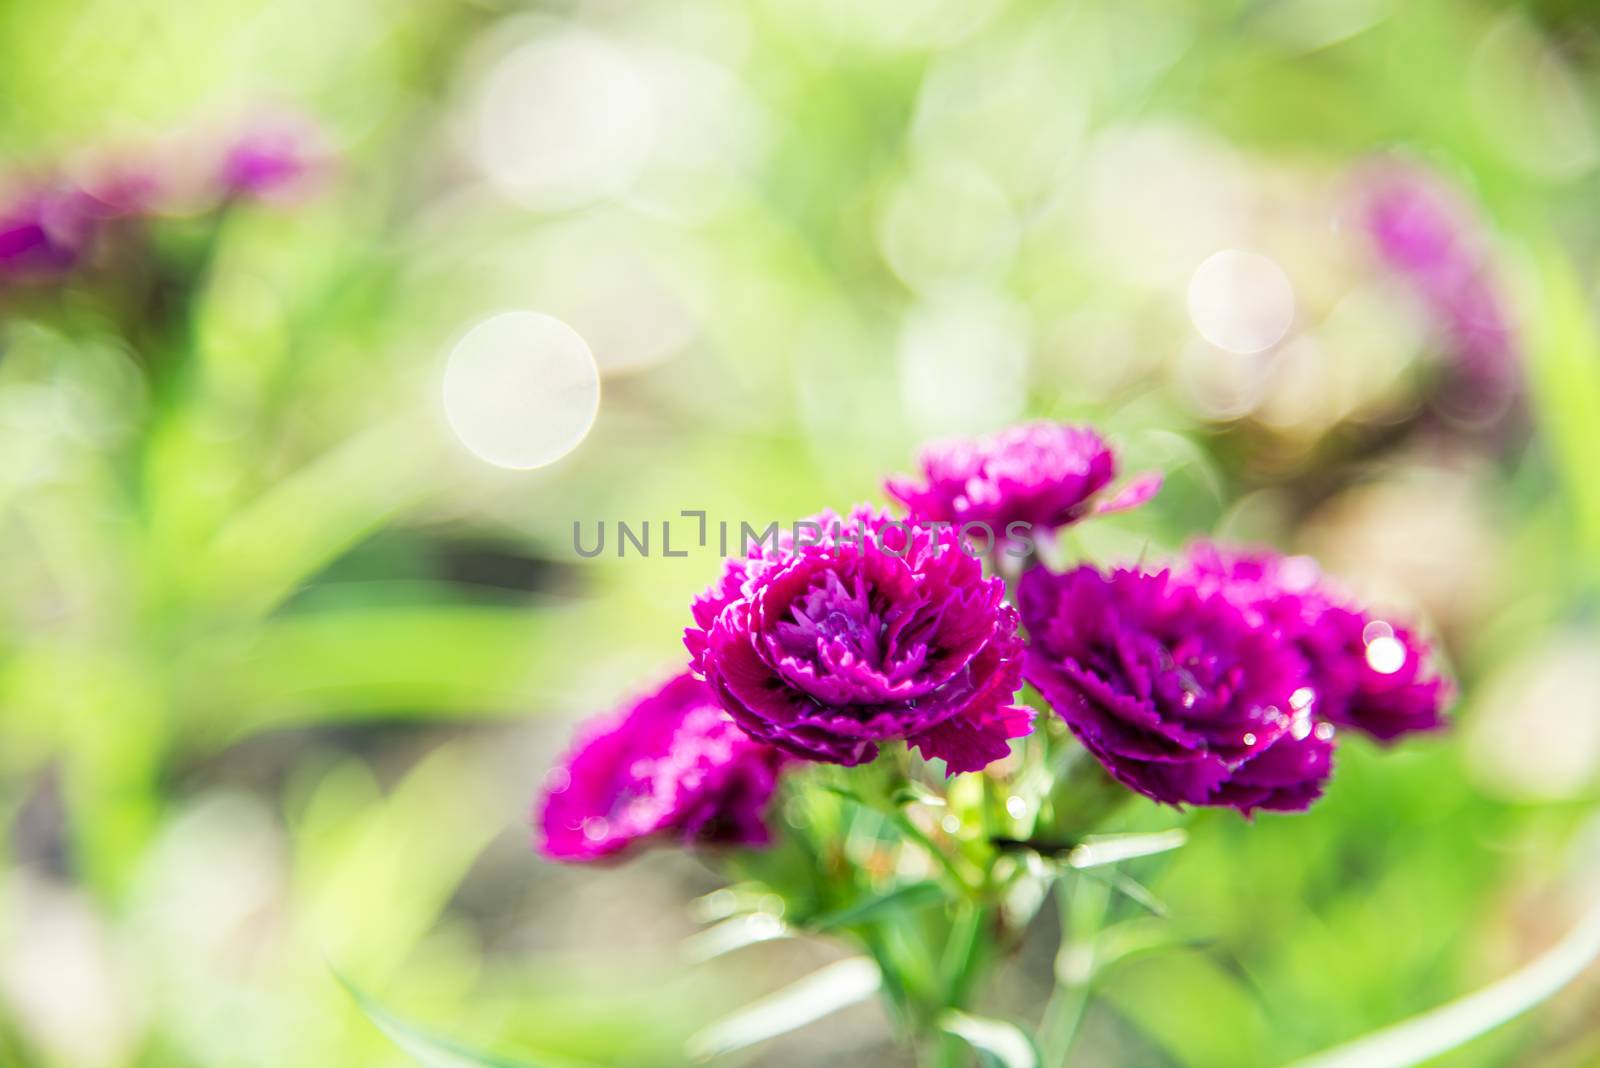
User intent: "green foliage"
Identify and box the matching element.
[0,0,1598,1065]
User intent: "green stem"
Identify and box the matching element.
[1039,873,1110,1066]
[940,901,991,1009]
[920,1032,968,1068]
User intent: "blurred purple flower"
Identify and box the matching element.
[687,507,1031,773]
[218,116,331,200]
[536,672,785,862]
[79,167,164,219]
[1020,564,1333,814]
[1,114,331,290]
[1183,543,1449,742]
[885,423,1160,538]
[1360,163,1520,417]
[0,186,97,279]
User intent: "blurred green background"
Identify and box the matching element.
[2,0,1599,1065]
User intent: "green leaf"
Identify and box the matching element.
[1093,918,1213,978]
[302,745,501,976]
[681,913,791,963]
[338,974,599,1068]
[1523,243,1600,572]
[1066,829,1188,870]
[1287,900,1600,1068]
[941,902,993,1008]
[190,421,432,619]
[185,604,565,737]
[685,957,881,1060]
[804,880,945,931]
[1081,867,1170,918]
[816,782,870,805]
[939,1010,1042,1068]
[891,782,947,807]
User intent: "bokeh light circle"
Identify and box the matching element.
[443,311,600,470]
[474,30,657,211]
[1187,249,1295,354]
[1364,634,1407,675]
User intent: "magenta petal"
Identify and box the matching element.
[535,672,786,862]
[908,702,1032,775]
[1212,731,1336,814]
[1095,472,1163,515]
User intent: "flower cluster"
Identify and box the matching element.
[535,422,1450,859]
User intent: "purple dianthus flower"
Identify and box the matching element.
[219,116,331,201]
[1360,162,1519,418]
[885,422,1160,538]
[536,672,785,862]
[1182,544,1449,742]
[686,508,1031,774]
[1020,564,1334,813]
[0,186,96,280]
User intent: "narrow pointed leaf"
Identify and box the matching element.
[1093,918,1213,978]
[192,605,563,736]
[805,880,945,931]
[1083,867,1170,917]
[1288,900,1600,1068]
[892,782,947,807]
[1067,830,1187,870]
[193,422,429,619]
[682,913,791,963]
[685,957,881,1060]
[338,974,597,1068]
[939,1010,1042,1068]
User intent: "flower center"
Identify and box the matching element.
[821,608,866,644]
[775,571,885,669]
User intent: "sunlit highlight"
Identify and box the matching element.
[1188,249,1295,354]
[442,311,600,470]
